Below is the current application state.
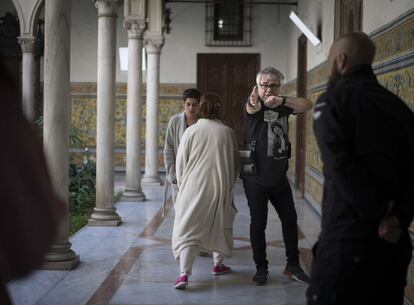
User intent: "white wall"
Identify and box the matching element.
[70,0,100,82]
[363,0,414,34]
[6,0,414,84]
[285,0,335,82]
[70,0,414,85]
[304,0,335,71]
[70,0,128,83]
[285,0,414,83]
[161,3,293,83]
[69,1,295,84]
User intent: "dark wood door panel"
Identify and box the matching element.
[229,62,249,142]
[206,64,227,92]
[197,54,260,145]
[295,34,307,197]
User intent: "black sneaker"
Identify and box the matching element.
[252,269,269,285]
[283,265,311,283]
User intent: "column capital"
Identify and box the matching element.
[94,0,123,18]
[18,34,36,53]
[124,18,146,40]
[144,33,164,54]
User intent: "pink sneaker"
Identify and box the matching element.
[212,264,232,275]
[174,274,188,289]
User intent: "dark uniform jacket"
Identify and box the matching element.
[313,64,414,240]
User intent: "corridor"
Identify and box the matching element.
[8,176,320,305]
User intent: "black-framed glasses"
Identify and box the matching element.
[259,83,281,90]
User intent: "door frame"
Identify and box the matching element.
[295,34,307,197]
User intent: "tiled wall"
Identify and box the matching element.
[285,9,414,213]
[282,80,297,181]
[70,83,194,169]
[285,9,414,301]
[370,10,414,302]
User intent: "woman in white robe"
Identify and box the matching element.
[163,88,200,203]
[172,93,239,289]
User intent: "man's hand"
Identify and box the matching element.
[378,215,402,243]
[247,86,261,113]
[264,95,284,108]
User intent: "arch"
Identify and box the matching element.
[8,0,44,35]
[10,0,25,34]
[28,0,44,35]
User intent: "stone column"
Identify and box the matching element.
[89,0,122,226]
[18,34,36,122]
[122,19,146,201]
[43,0,79,270]
[142,35,164,185]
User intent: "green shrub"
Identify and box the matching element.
[36,117,123,235]
[68,127,96,235]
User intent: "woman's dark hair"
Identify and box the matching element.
[182,88,201,102]
[198,93,221,120]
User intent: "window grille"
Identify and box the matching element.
[206,0,252,47]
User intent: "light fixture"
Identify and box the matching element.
[289,11,321,46]
[118,47,146,72]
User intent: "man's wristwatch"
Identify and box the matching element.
[281,96,287,106]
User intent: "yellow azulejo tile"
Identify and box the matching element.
[377,66,414,111]
[71,97,97,147]
[69,82,196,147]
[305,172,323,207]
[373,18,414,64]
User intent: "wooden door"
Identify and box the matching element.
[197,54,260,146]
[295,34,307,197]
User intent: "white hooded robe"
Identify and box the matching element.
[172,118,239,259]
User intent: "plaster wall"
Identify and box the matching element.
[285,0,335,82]
[363,0,414,34]
[161,3,293,83]
[70,1,295,84]
[285,0,414,82]
[71,0,127,83]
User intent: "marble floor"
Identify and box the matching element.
[7,175,322,305]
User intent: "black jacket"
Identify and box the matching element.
[313,64,414,240]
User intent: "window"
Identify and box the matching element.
[206,0,252,47]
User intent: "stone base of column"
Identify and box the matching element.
[42,243,80,270]
[88,207,122,226]
[122,188,146,201]
[142,175,162,185]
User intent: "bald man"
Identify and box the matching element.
[308,32,414,305]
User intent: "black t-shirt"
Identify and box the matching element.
[242,99,294,187]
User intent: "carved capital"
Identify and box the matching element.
[124,19,146,40]
[94,0,123,18]
[18,35,36,53]
[144,34,164,54]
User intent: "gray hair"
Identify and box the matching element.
[256,67,285,86]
